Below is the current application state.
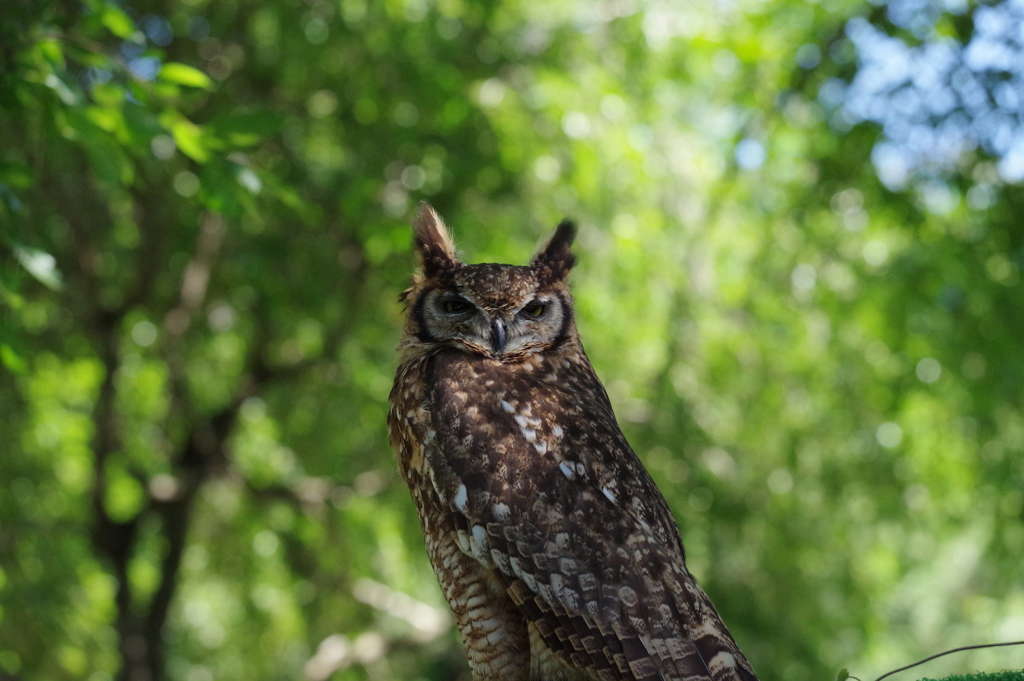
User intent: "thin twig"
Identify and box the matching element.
[875,640,1024,681]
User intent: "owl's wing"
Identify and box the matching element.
[427,352,758,681]
[493,481,735,681]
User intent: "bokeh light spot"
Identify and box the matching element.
[876,422,903,448]
[916,357,942,383]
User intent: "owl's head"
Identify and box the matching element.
[400,203,578,362]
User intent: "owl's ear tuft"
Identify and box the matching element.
[532,219,577,282]
[413,203,461,277]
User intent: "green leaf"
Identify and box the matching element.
[100,5,135,39]
[36,39,65,68]
[0,163,33,189]
[82,0,137,38]
[65,110,131,186]
[0,344,27,374]
[84,106,124,136]
[836,670,849,681]
[43,73,77,106]
[234,166,262,194]
[12,245,63,291]
[162,112,209,163]
[159,63,214,90]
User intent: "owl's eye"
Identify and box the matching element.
[522,301,546,318]
[442,297,473,315]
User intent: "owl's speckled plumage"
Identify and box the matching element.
[388,204,758,681]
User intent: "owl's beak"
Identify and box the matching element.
[490,318,507,355]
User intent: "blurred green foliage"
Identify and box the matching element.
[1,0,1023,680]
[919,673,1024,681]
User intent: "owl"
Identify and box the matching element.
[388,204,758,681]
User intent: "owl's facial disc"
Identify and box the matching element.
[419,284,567,361]
[486,294,564,358]
[489,296,557,357]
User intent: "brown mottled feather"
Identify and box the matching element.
[388,206,758,681]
